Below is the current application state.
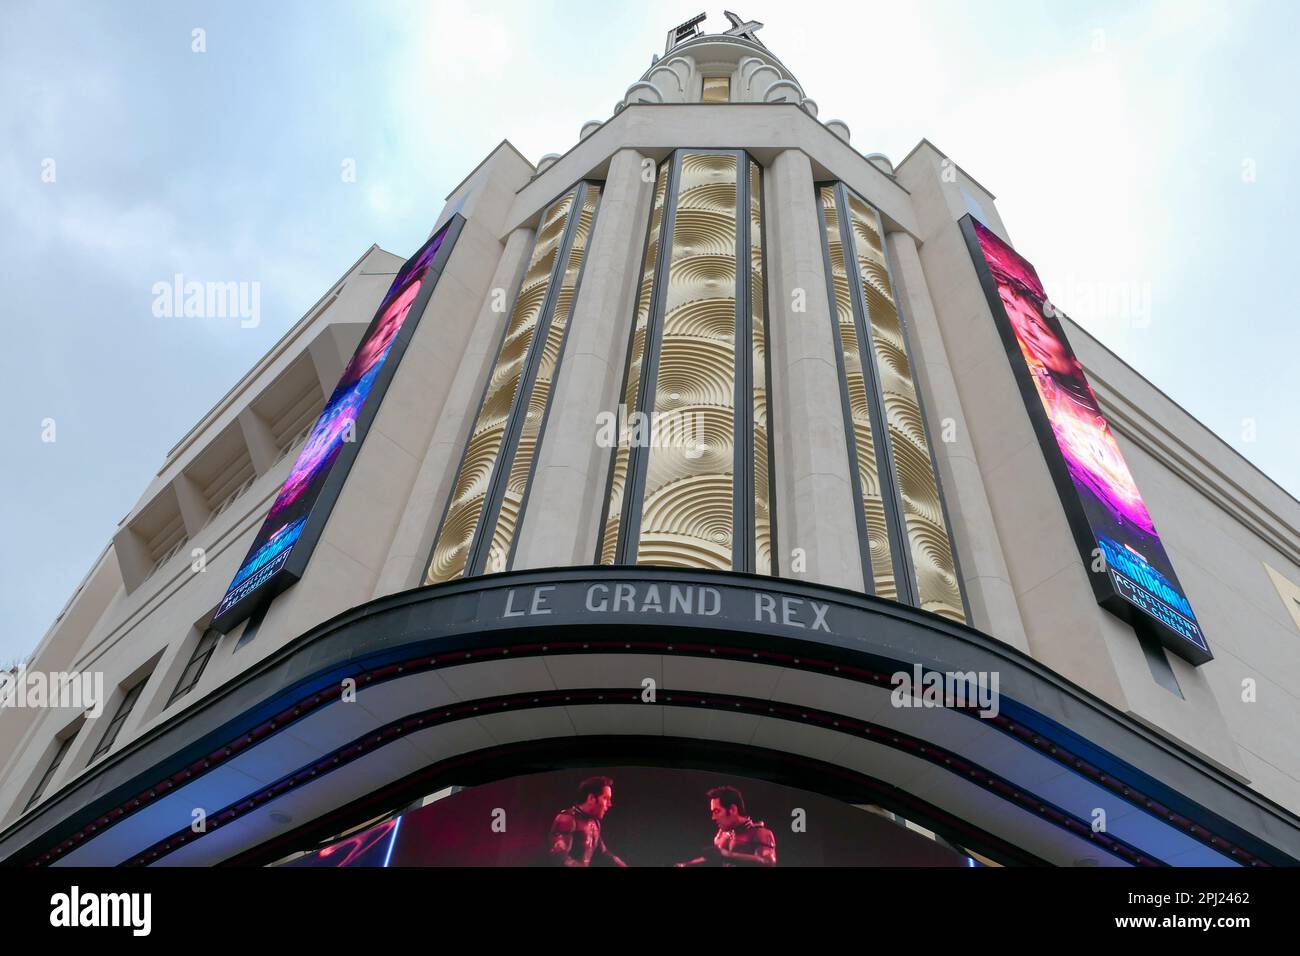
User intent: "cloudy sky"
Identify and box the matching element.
[2,0,1297,665]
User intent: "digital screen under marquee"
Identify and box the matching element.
[283,766,972,867]
[212,218,462,633]
[962,216,1210,665]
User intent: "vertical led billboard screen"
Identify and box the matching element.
[961,216,1209,664]
[283,766,972,867]
[212,217,463,633]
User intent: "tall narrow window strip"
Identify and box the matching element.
[635,152,739,569]
[24,733,75,812]
[844,192,965,623]
[167,626,221,707]
[90,679,146,764]
[818,185,895,597]
[426,189,579,584]
[600,164,670,563]
[750,160,773,573]
[486,183,603,570]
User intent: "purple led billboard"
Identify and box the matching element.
[212,218,463,632]
[961,216,1209,664]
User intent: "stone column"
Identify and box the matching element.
[765,149,862,590]
[371,225,536,596]
[111,526,152,593]
[172,473,212,538]
[237,407,279,476]
[307,329,347,398]
[512,149,655,569]
[888,229,1029,652]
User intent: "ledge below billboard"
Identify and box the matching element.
[212,217,465,633]
[960,215,1210,665]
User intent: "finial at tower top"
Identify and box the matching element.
[722,11,765,46]
[664,11,765,55]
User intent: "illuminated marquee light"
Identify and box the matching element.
[212,217,463,632]
[961,216,1210,664]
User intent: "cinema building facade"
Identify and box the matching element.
[4,16,1300,867]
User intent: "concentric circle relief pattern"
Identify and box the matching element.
[600,152,771,576]
[600,164,669,564]
[635,153,739,571]
[484,184,602,568]
[426,189,582,585]
[845,193,964,623]
[819,186,895,598]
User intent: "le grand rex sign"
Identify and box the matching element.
[492,579,833,634]
[389,572,970,663]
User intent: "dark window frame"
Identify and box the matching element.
[89,678,147,764]
[23,730,77,812]
[167,626,222,707]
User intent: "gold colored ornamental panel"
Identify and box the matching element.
[600,165,669,564]
[844,193,965,623]
[636,153,739,570]
[750,160,772,573]
[482,184,602,571]
[818,186,896,599]
[426,188,580,585]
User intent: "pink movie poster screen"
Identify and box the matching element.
[282,766,975,867]
[212,219,460,632]
[964,216,1209,663]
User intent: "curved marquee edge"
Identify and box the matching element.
[2,567,1296,867]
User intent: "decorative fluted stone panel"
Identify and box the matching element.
[812,182,966,620]
[661,56,693,94]
[600,162,670,564]
[648,65,686,102]
[738,56,766,89]
[426,184,602,584]
[745,64,780,101]
[624,81,663,107]
[638,152,738,570]
[480,184,602,571]
[763,80,804,104]
[600,150,773,574]
[512,149,654,570]
[817,185,895,598]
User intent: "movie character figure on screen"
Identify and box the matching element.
[675,785,777,867]
[548,775,628,867]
